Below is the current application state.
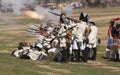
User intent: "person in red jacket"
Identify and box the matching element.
[105,19,119,59]
[105,18,120,61]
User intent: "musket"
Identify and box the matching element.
[60,25,77,35]
[49,11,80,23]
[50,25,77,43]
[49,11,61,16]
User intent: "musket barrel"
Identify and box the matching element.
[49,11,80,22]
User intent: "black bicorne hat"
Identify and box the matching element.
[79,12,89,23]
[89,21,95,25]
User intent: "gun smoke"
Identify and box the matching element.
[0,0,73,25]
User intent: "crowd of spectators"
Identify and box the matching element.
[70,0,120,9]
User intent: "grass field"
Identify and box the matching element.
[0,7,120,75]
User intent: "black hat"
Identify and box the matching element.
[79,12,89,23]
[89,21,95,25]
[60,13,66,23]
[59,13,69,24]
[110,20,115,26]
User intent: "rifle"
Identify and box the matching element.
[49,11,61,16]
[49,11,80,23]
[50,25,77,43]
[60,25,77,35]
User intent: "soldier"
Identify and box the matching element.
[86,21,98,61]
[75,20,88,62]
[105,20,114,59]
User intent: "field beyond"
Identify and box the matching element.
[0,7,120,75]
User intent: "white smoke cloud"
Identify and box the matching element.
[0,0,37,25]
[1,0,37,15]
[0,0,73,25]
[65,4,73,17]
[35,5,61,24]
[1,0,60,23]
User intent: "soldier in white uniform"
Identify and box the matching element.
[86,21,98,61]
[74,20,88,61]
[58,24,68,62]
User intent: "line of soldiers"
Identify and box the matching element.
[11,12,99,63]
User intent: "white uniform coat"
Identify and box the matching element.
[75,21,88,42]
[59,24,67,36]
[87,25,98,48]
